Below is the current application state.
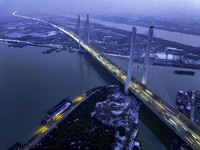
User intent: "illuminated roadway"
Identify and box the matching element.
[13,11,200,150]
[20,95,85,150]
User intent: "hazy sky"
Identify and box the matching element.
[0,0,200,18]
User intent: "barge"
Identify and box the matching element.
[48,97,70,114]
[174,70,195,76]
[42,98,72,125]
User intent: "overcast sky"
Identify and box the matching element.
[1,0,200,19]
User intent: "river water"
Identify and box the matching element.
[0,42,171,150]
[90,18,200,48]
[0,42,115,149]
[64,14,200,47]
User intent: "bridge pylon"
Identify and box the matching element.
[142,26,154,85]
[85,14,90,45]
[124,27,137,95]
[76,14,81,51]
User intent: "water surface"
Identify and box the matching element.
[0,42,170,150]
[0,42,114,149]
[90,18,200,47]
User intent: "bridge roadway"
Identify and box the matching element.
[13,12,200,150]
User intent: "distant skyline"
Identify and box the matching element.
[1,0,200,20]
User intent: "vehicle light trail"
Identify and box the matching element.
[74,96,84,103]
[18,93,86,150]
[13,11,200,150]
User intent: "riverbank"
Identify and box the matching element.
[13,94,86,150]
[30,85,141,150]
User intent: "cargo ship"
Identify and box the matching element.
[48,97,70,114]
[41,98,72,125]
[50,101,72,118]
[174,70,195,75]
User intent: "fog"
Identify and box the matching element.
[0,0,200,19]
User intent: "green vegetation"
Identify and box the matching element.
[31,87,116,150]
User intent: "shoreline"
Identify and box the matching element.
[21,85,141,150]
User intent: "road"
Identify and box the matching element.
[20,95,85,150]
[13,12,200,150]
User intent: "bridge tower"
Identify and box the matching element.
[124,27,137,95]
[77,14,81,50]
[142,26,154,85]
[86,14,90,45]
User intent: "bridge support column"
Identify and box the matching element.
[142,26,154,85]
[78,15,81,50]
[86,14,90,45]
[124,27,137,95]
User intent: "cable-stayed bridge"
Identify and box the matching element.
[13,12,200,150]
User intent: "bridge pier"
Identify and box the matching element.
[142,26,154,85]
[124,27,137,95]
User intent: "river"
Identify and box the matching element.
[63,14,200,47]
[0,42,170,150]
[90,18,200,48]
[0,42,114,149]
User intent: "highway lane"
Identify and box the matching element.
[13,12,200,150]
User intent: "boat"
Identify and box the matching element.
[174,70,195,75]
[50,101,72,118]
[42,48,57,54]
[42,99,72,125]
[48,97,70,114]
[41,115,52,125]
